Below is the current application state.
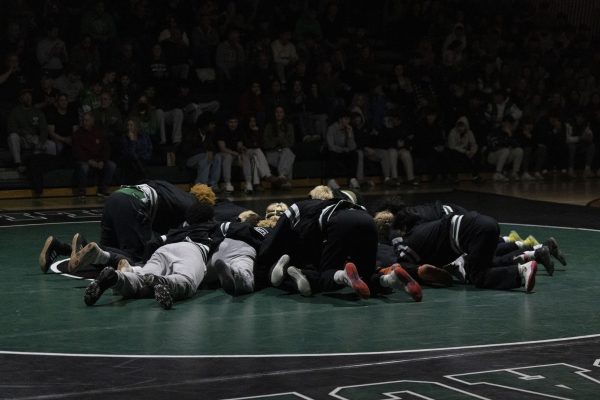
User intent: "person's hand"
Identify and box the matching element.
[88,159,98,168]
[207,151,213,163]
[127,130,137,141]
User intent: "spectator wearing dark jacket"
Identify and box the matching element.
[72,112,116,196]
[119,117,152,184]
[181,114,221,189]
[413,107,449,181]
[486,116,523,181]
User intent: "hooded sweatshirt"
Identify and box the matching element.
[447,116,478,154]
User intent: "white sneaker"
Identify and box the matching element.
[509,172,520,181]
[493,172,508,182]
[521,172,535,181]
[224,182,234,192]
[442,255,466,283]
[519,260,537,293]
[270,254,290,287]
[244,182,253,193]
[327,179,340,190]
[349,178,360,189]
[287,266,312,296]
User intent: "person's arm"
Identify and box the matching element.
[38,112,49,143]
[565,123,578,144]
[467,131,478,154]
[347,126,357,151]
[447,130,464,153]
[101,133,111,161]
[283,123,295,147]
[326,124,344,152]
[72,131,87,161]
[217,139,238,155]
[0,67,13,84]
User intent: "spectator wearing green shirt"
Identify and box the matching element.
[7,88,56,171]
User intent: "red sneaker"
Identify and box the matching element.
[393,264,423,302]
[344,262,370,299]
[417,264,453,287]
[522,260,537,293]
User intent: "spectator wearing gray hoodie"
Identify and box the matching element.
[447,116,480,181]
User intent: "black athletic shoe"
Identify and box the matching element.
[142,273,169,288]
[214,259,236,296]
[153,284,173,310]
[442,257,467,283]
[534,246,555,276]
[84,267,118,306]
[544,237,567,266]
[39,236,69,273]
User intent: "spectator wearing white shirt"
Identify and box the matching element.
[271,31,298,85]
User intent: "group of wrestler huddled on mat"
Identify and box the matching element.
[38,180,566,309]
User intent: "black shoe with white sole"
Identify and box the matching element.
[84,267,118,306]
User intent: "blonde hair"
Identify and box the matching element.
[189,184,216,205]
[309,185,333,200]
[265,202,288,219]
[374,210,394,226]
[256,218,278,228]
[238,210,260,226]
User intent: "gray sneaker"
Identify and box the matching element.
[287,266,312,296]
[270,254,290,287]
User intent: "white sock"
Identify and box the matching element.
[379,273,393,288]
[502,236,510,243]
[334,270,348,286]
[515,240,524,249]
[533,243,542,250]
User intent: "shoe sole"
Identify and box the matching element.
[68,233,85,272]
[270,254,290,287]
[287,266,312,296]
[526,261,537,293]
[117,259,133,273]
[547,237,567,266]
[394,265,423,302]
[417,264,453,287]
[344,263,370,299]
[83,267,115,306]
[69,243,101,273]
[84,281,102,306]
[39,236,54,273]
[536,248,554,276]
[215,260,236,296]
[70,233,81,260]
[154,284,173,309]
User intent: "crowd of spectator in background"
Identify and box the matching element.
[0,0,599,196]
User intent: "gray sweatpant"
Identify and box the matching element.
[115,242,207,301]
[209,238,256,294]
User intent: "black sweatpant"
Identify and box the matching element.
[307,209,378,292]
[100,192,153,263]
[459,213,522,290]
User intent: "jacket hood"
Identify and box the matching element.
[456,116,470,130]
